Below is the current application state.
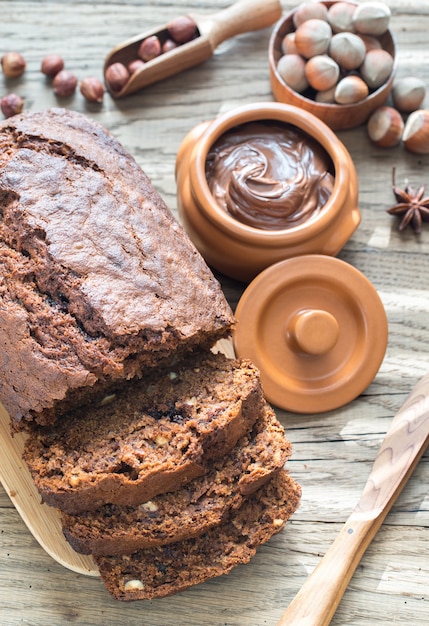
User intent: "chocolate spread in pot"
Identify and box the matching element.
[205,121,335,230]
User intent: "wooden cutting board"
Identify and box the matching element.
[0,339,235,577]
[0,400,98,576]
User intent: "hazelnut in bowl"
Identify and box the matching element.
[269,0,397,130]
[175,101,360,283]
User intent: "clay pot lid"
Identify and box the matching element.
[233,255,388,414]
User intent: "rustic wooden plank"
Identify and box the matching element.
[0,1,428,624]
[1,509,428,625]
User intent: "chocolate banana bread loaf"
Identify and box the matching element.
[61,402,291,555]
[0,108,234,430]
[95,469,301,601]
[23,352,265,514]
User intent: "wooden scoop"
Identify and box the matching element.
[104,0,282,98]
[277,374,429,626]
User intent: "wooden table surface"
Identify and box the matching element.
[0,1,428,624]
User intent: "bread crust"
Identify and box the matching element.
[0,109,233,429]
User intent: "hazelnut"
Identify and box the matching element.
[357,34,383,52]
[352,1,391,36]
[367,106,404,147]
[294,18,332,59]
[327,2,356,33]
[402,109,429,154]
[52,69,78,97]
[335,75,369,104]
[329,32,366,71]
[281,32,298,55]
[139,501,159,512]
[277,53,309,93]
[162,39,178,54]
[305,54,340,92]
[1,52,26,78]
[105,62,130,92]
[292,2,329,28]
[273,518,285,528]
[138,35,161,62]
[128,59,145,75]
[392,76,426,113]
[41,54,64,77]
[99,393,116,406]
[0,93,24,118]
[80,77,104,103]
[360,49,394,90]
[124,580,145,592]
[315,85,337,103]
[167,15,198,44]
[69,473,81,487]
[155,434,169,447]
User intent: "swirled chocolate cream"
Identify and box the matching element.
[205,121,335,230]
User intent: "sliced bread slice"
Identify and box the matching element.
[61,402,291,555]
[95,469,301,601]
[24,352,264,514]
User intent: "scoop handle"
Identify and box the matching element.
[198,0,282,49]
[277,373,429,626]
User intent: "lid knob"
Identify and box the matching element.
[288,309,339,355]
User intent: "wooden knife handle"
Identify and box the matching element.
[277,374,429,626]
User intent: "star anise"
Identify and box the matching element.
[386,167,429,233]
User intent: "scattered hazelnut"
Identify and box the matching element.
[1,52,26,78]
[392,76,426,113]
[80,77,104,103]
[105,62,130,92]
[329,32,366,70]
[52,70,78,97]
[294,18,332,58]
[277,53,309,93]
[335,75,369,104]
[367,106,404,147]
[138,35,161,62]
[305,54,340,92]
[402,109,429,154]
[0,93,24,118]
[293,2,328,28]
[41,54,64,77]
[167,15,198,44]
[327,1,356,33]
[162,39,178,54]
[360,48,394,89]
[352,1,391,36]
[128,59,145,75]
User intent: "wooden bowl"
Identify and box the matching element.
[269,1,397,131]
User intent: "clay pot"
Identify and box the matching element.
[269,1,397,130]
[175,101,360,283]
